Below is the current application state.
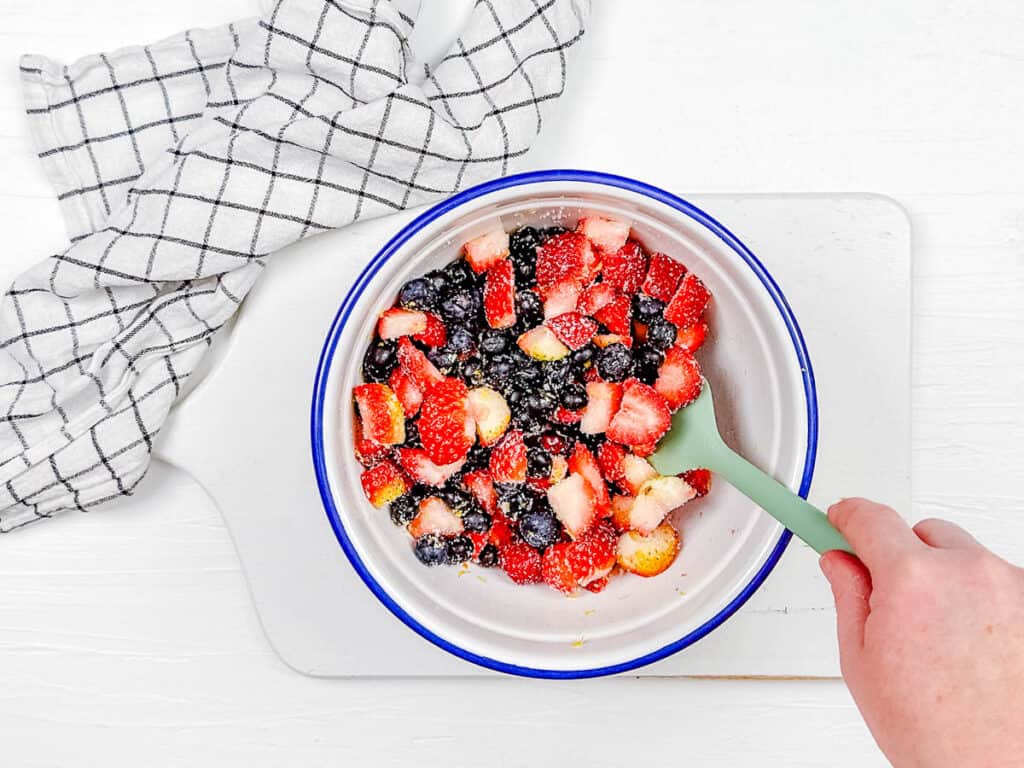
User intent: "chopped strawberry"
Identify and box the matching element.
[419,378,475,464]
[398,447,465,486]
[642,252,686,302]
[489,429,527,483]
[675,322,708,353]
[353,383,405,445]
[396,337,444,390]
[526,476,551,493]
[631,441,657,457]
[602,241,647,295]
[541,542,578,593]
[543,281,582,319]
[409,496,465,537]
[467,386,510,446]
[664,272,711,329]
[568,443,611,517]
[577,282,616,316]
[517,325,570,361]
[593,293,632,337]
[549,454,569,485]
[536,232,591,294]
[464,228,509,273]
[388,368,423,417]
[467,531,489,560]
[597,442,627,486]
[501,542,542,585]
[628,476,696,533]
[546,312,598,350]
[654,346,702,409]
[413,312,447,347]
[580,381,623,435]
[632,320,649,342]
[377,308,427,339]
[607,379,671,446]
[616,522,681,576]
[567,523,617,585]
[620,454,659,495]
[463,470,499,514]
[547,473,597,539]
[583,576,610,593]
[682,468,712,497]
[353,417,391,467]
[360,460,409,507]
[592,333,631,349]
[584,365,604,382]
[488,511,515,548]
[610,494,635,531]
[577,215,631,253]
[484,259,516,329]
[551,406,583,424]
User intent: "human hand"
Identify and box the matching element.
[821,498,1024,768]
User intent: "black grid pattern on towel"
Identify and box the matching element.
[1,0,589,531]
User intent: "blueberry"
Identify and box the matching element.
[515,290,544,326]
[560,383,588,410]
[496,484,533,518]
[543,358,572,389]
[579,431,606,453]
[446,535,474,564]
[479,330,509,356]
[510,226,543,256]
[506,389,524,410]
[515,365,543,389]
[463,443,490,471]
[441,487,474,514]
[389,495,417,526]
[540,226,570,241]
[398,277,437,310]
[647,320,678,351]
[485,354,516,387]
[526,446,552,478]
[518,507,562,549]
[634,344,664,385]
[462,510,492,533]
[510,227,542,286]
[478,543,500,567]
[597,343,635,381]
[404,419,422,447]
[425,270,448,295]
[459,355,487,388]
[527,390,557,416]
[414,534,447,566]
[633,293,666,323]
[427,346,458,374]
[440,291,475,323]
[571,344,596,368]
[448,325,476,357]
[362,339,396,382]
[444,260,476,291]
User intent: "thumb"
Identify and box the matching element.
[820,550,872,661]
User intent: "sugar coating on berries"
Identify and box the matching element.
[353,220,713,593]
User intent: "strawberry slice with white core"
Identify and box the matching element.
[463,470,499,514]
[580,381,623,435]
[546,312,597,350]
[655,346,703,410]
[398,447,465,486]
[616,522,681,576]
[607,378,672,446]
[484,259,517,329]
[547,473,597,539]
[628,476,696,534]
[577,216,632,253]
[567,443,611,517]
[536,232,592,294]
[464,228,509,274]
[517,325,570,361]
[543,281,582,319]
[577,282,616,316]
[610,494,635,532]
[396,337,444,390]
[353,383,405,445]
[620,453,659,495]
[377,308,428,339]
[467,386,511,446]
[388,368,423,417]
[409,497,465,537]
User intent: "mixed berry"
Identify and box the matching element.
[352,215,714,594]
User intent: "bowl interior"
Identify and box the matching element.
[316,178,809,675]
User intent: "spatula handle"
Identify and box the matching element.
[705,443,854,556]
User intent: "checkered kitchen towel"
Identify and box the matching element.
[1,0,589,531]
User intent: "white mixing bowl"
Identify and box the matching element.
[311,170,817,678]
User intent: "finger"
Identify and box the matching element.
[913,517,981,550]
[828,497,922,572]
[820,550,872,657]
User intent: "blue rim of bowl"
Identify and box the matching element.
[311,169,816,680]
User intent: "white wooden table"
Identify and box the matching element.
[1,0,1021,764]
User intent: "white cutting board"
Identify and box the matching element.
[154,193,910,677]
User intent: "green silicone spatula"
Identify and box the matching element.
[650,379,854,555]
